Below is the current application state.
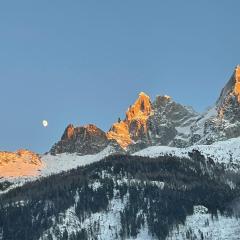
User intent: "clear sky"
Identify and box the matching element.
[0,0,240,153]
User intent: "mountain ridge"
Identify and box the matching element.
[49,65,240,155]
[1,65,240,180]
[0,149,43,178]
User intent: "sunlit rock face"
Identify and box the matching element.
[106,121,131,149]
[190,66,240,144]
[107,92,154,148]
[50,92,197,154]
[107,92,197,150]
[49,65,240,155]
[0,149,43,178]
[50,124,114,155]
[217,65,240,120]
[61,124,75,140]
[126,92,153,141]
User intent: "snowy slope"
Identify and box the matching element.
[0,146,116,194]
[39,177,165,240]
[133,137,240,167]
[3,137,240,194]
[40,145,116,177]
[167,206,240,240]
[39,187,240,240]
[127,205,240,240]
[40,191,128,240]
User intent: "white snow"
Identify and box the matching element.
[194,106,218,136]
[40,145,115,177]
[133,137,240,168]
[167,206,240,240]
[3,136,240,195]
[0,146,115,195]
[175,125,191,135]
[40,189,129,240]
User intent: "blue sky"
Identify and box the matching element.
[0,1,240,153]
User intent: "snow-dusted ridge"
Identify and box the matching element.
[2,137,240,194]
[2,136,240,195]
[133,137,240,167]
[40,145,116,177]
[0,146,116,194]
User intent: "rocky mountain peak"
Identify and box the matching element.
[153,95,172,108]
[217,65,240,109]
[233,65,240,101]
[49,65,240,155]
[84,124,102,133]
[51,124,111,155]
[61,124,75,140]
[107,92,153,149]
[107,121,131,149]
[126,92,153,122]
[213,65,240,122]
[190,65,240,145]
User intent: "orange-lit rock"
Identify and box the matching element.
[85,124,103,134]
[126,92,153,123]
[51,124,112,155]
[234,65,240,102]
[62,124,75,140]
[217,65,240,119]
[0,149,43,178]
[107,92,153,148]
[107,121,132,148]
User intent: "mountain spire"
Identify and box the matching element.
[217,65,240,108]
[107,92,153,148]
[234,65,240,101]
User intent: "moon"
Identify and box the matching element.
[42,120,48,128]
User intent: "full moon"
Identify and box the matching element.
[42,120,48,128]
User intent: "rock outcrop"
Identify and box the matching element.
[190,65,240,144]
[50,124,117,155]
[148,95,197,148]
[49,65,240,155]
[107,92,197,151]
[107,92,153,148]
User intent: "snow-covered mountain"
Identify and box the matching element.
[2,66,240,240]
[50,124,121,155]
[133,137,240,170]
[190,65,240,145]
[108,91,197,151]
[0,146,117,194]
[49,92,197,155]
[1,152,240,240]
[2,66,240,184]
[49,66,240,156]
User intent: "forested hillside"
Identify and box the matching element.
[1,152,240,240]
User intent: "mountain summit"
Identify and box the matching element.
[50,124,112,155]
[49,65,240,155]
[216,65,240,120]
[190,65,240,144]
[107,92,153,148]
[50,92,197,155]
[217,65,240,108]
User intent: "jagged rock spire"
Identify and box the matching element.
[51,124,111,155]
[217,65,240,108]
[107,92,153,148]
